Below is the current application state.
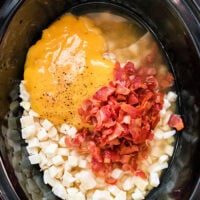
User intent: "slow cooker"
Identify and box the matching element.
[0,0,199,199]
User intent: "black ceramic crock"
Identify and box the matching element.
[0,0,199,200]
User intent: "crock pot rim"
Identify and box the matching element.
[0,0,199,200]
[167,0,200,57]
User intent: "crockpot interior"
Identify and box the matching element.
[0,0,199,199]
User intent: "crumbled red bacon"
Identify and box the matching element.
[168,114,184,131]
[65,61,177,182]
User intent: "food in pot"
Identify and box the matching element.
[19,12,184,200]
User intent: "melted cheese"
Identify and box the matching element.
[24,14,114,127]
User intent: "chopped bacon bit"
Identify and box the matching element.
[135,170,147,179]
[93,86,115,101]
[105,177,117,185]
[66,61,176,184]
[128,92,138,105]
[168,114,184,131]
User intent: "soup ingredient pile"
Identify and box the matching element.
[19,12,184,200]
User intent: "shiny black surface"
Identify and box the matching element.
[0,0,199,199]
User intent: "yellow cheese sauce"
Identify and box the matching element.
[24,14,114,127]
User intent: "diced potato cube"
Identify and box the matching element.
[59,124,70,134]
[165,145,174,156]
[26,146,39,155]
[78,159,87,168]
[149,172,160,187]
[122,177,135,191]
[159,155,169,163]
[133,176,148,191]
[41,119,53,131]
[163,111,172,125]
[29,109,40,117]
[28,154,40,164]
[19,82,30,101]
[167,91,177,102]
[67,187,78,196]
[20,101,30,111]
[58,148,69,157]
[20,116,34,128]
[59,136,67,147]
[43,169,59,187]
[163,130,176,139]
[52,182,68,200]
[76,171,97,191]
[37,128,48,141]
[149,162,168,173]
[48,127,58,138]
[108,185,122,196]
[74,192,85,200]
[52,155,64,166]
[131,188,144,200]
[163,99,171,110]
[114,191,126,200]
[111,168,123,179]
[67,155,78,167]
[92,190,113,200]
[48,165,59,178]
[62,171,76,187]
[27,137,40,148]
[43,142,58,156]
[22,125,36,139]
[60,124,77,137]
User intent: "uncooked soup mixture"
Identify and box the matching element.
[19,12,184,200]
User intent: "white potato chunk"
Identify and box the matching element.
[59,136,67,147]
[75,170,97,191]
[26,146,39,155]
[159,155,169,163]
[167,91,177,102]
[154,128,164,139]
[163,130,176,139]
[108,185,123,197]
[62,171,76,187]
[20,101,30,111]
[52,155,64,166]
[48,127,58,138]
[60,124,77,137]
[67,155,78,167]
[133,176,148,191]
[165,145,174,156]
[58,148,69,156]
[131,188,144,200]
[28,109,40,117]
[123,177,135,191]
[78,159,87,168]
[19,81,30,101]
[49,165,59,178]
[43,169,59,187]
[41,119,53,131]
[67,187,78,196]
[43,142,58,156]
[149,162,168,173]
[28,154,40,164]
[20,116,34,128]
[21,125,36,139]
[52,182,68,200]
[149,172,160,187]
[111,168,123,179]
[37,128,48,141]
[92,190,113,200]
[27,137,40,148]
